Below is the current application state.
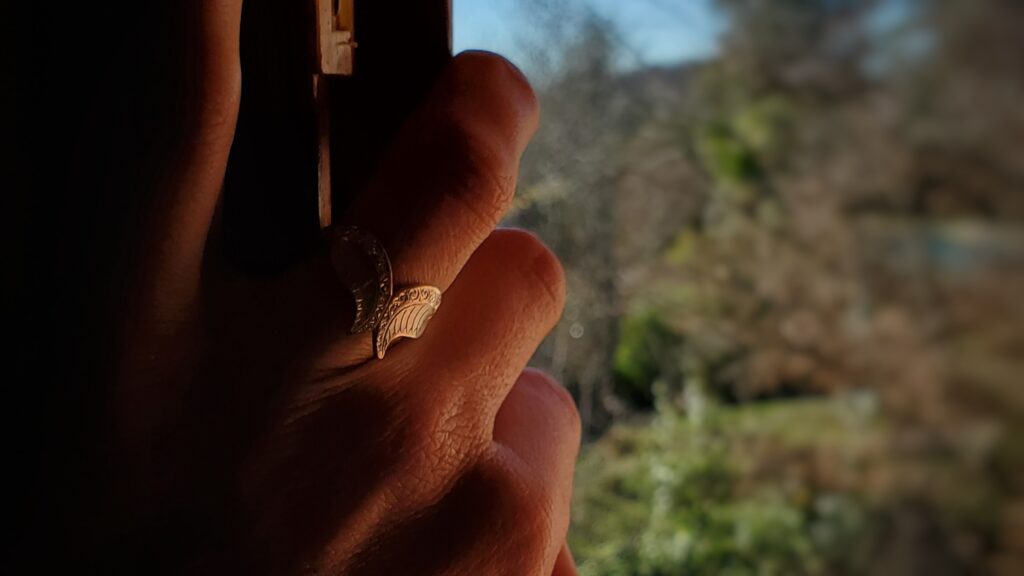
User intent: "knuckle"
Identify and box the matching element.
[462,454,553,568]
[422,52,539,241]
[521,369,582,439]
[493,229,567,312]
[436,118,517,234]
[452,51,539,120]
[378,377,503,498]
[396,397,485,483]
[528,241,568,313]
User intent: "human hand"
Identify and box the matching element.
[108,1,580,575]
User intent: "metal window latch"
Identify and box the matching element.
[314,0,355,228]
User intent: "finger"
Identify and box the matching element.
[117,0,242,432]
[314,229,565,485]
[277,52,538,358]
[135,0,243,326]
[387,229,566,418]
[271,231,568,573]
[494,370,582,575]
[553,544,579,576]
[340,51,539,291]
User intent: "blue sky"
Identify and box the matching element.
[453,0,725,70]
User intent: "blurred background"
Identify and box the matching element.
[455,1,1024,574]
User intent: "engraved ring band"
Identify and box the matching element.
[325,225,442,360]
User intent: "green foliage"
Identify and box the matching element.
[696,122,761,188]
[570,397,884,576]
[511,0,1024,572]
[613,311,682,408]
[731,97,795,164]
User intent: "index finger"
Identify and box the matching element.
[340,50,540,291]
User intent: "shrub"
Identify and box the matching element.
[613,311,683,408]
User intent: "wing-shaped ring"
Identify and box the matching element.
[374,285,443,359]
[327,225,442,359]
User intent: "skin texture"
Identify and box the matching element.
[100,1,582,574]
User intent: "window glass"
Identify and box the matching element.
[456,2,1024,574]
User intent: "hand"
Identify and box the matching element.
[107,1,581,574]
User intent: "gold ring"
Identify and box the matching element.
[326,226,442,359]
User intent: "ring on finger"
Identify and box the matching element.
[326,225,442,360]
